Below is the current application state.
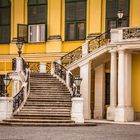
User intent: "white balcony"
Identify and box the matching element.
[111,27,140,43]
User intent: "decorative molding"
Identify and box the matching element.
[0,52,66,62]
[87,33,101,40]
[48,35,62,41]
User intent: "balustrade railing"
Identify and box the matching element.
[12,68,30,113]
[12,58,16,71]
[53,62,74,94]
[88,30,110,53]
[61,46,82,67]
[54,62,67,82]
[61,30,110,67]
[12,56,30,112]
[123,27,140,40]
[26,62,40,73]
[13,87,24,112]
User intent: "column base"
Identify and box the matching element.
[107,106,116,120]
[115,106,134,122]
[94,107,104,119]
[0,97,13,121]
[71,97,84,123]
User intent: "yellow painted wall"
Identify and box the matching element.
[132,54,140,112]
[10,0,25,54]
[0,62,12,74]
[0,45,10,54]
[62,41,84,52]
[88,0,102,34]
[130,0,140,26]
[48,0,62,36]
[24,43,46,54]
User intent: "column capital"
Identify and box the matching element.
[118,49,125,54]
[109,48,117,54]
[78,60,91,68]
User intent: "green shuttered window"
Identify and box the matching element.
[65,0,86,41]
[28,0,47,24]
[0,0,11,44]
[28,0,47,42]
[106,0,130,30]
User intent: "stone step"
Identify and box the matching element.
[30,81,61,83]
[28,97,71,100]
[29,94,71,97]
[23,106,71,110]
[3,119,74,123]
[28,94,71,97]
[13,116,71,120]
[0,122,96,127]
[30,76,55,79]
[31,75,56,77]
[28,96,71,99]
[16,112,70,116]
[30,85,67,88]
[30,89,69,92]
[21,108,70,112]
[30,91,70,93]
[25,101,71,105]
[30,87,68,90]
[30,77,61,83]
[30,84,65,86]
[24,103,71,107]
[27,98,71,102]
[20,110,70,113]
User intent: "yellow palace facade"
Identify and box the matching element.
[0,0,140,122]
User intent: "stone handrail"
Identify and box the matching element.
[61,30,110,67]
[12,68,30,113]
[51,61,74,95]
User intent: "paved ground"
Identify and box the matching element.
[0,124,140,140]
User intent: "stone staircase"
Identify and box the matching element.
[1,73,75,126]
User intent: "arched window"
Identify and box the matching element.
[106,0,130,30]
[28,0,47,43]
[0,0,11,44]
[65,0,86,41]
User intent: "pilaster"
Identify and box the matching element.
[80,61,91,119]
[94,64,105,119]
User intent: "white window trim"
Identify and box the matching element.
[28,24,45,43]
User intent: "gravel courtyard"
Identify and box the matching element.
[0,124,140,140]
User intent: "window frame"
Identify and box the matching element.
[65,0,87,41]
[28,24,46,43]
[27,0,47,43]
[106,0,130,31]
[0,0,11,44]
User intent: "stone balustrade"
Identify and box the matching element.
[111,26,140,43]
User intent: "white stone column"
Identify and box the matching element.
[80,61,91,119]
[39,62,46,73]
[94,64,105,119]
[107,50,117,120]
[115,51,134,122]
[16,57,23,72]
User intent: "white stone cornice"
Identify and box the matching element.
[0,52,66,62]
[67,45,109,71]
